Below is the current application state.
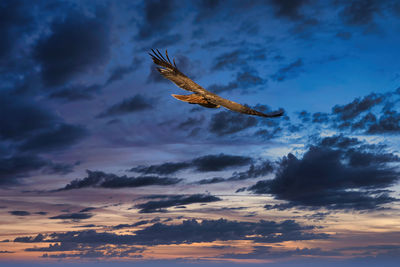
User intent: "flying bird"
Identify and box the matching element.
[149,49,284,118]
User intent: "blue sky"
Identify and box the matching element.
[1,0,400,266]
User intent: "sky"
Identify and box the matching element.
[1,0,400,266]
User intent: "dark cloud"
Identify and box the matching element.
[339,0,383,27]
[14,234,45,243]
[319,134,361,148]
[229,160,274,180]
[35,212,48,215]
[208,70,266,94]
[290,18,319,36]
[0,91,86,184]
[0,154,74,185]
[314,90,400,134]
[366,108,400,134]
[0,0,34,64]
[137,0,177,40]
[49,84,101,102]
[269,0,310,21]
[41,250,143,259]
[238,20,260,35]
[0,155,48,185]
[111,220,150,230]
[79,207,96,213]
[332,93,384,121]
[97,95,154,117]
[222,245,339,259]
[212,49,267,71]
[34,7,111,86]
[197,177,227,185]
[131,153,252,175]
[235,187,247,193]
[41,246,144,259]
[49,213,93,221]
[197,160,274,184]
[17,218,327,247]
[298,110,311,122]
[271,59,303,82]
[151,34,182,48]
[266,0,319,36]
[26,242,82,252]
[201,37,231,49]
[249,136,399,210]
[56,170,182,191]
[176,116,204,131]
[0,92,57,141]
[131,218,328,245]
[0,250,14,253]
[105,58,141,86]
[208,245,234,250]
[209,111,258,136]
[346,149,400,167]
[130,162,191,175]
[26,242,145,259]
[9,210,30,216]
[19,124,87,152]
[193,1,263,24]
[350,112,377,130]
[252,107,286,138]
[192,154,252,172]
[312,112,330,123]
[134,194,222,213]
[45,162,75,175]
[194,0,223,22]
[336,31,352,40]
[75,224,98,228]
[212,50,247,71]
[302,212,330,222]
[338,244,400,252]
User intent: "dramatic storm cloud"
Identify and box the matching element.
[249,135,400,210]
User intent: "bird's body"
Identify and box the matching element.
[171,94,220,108]
[149,49,284,118]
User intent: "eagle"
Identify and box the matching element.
[149,49,284,118]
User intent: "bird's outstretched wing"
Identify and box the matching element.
[149,49,284,118]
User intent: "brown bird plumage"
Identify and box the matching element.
[149,49,284,118]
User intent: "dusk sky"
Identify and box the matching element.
[1,0,400,266]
